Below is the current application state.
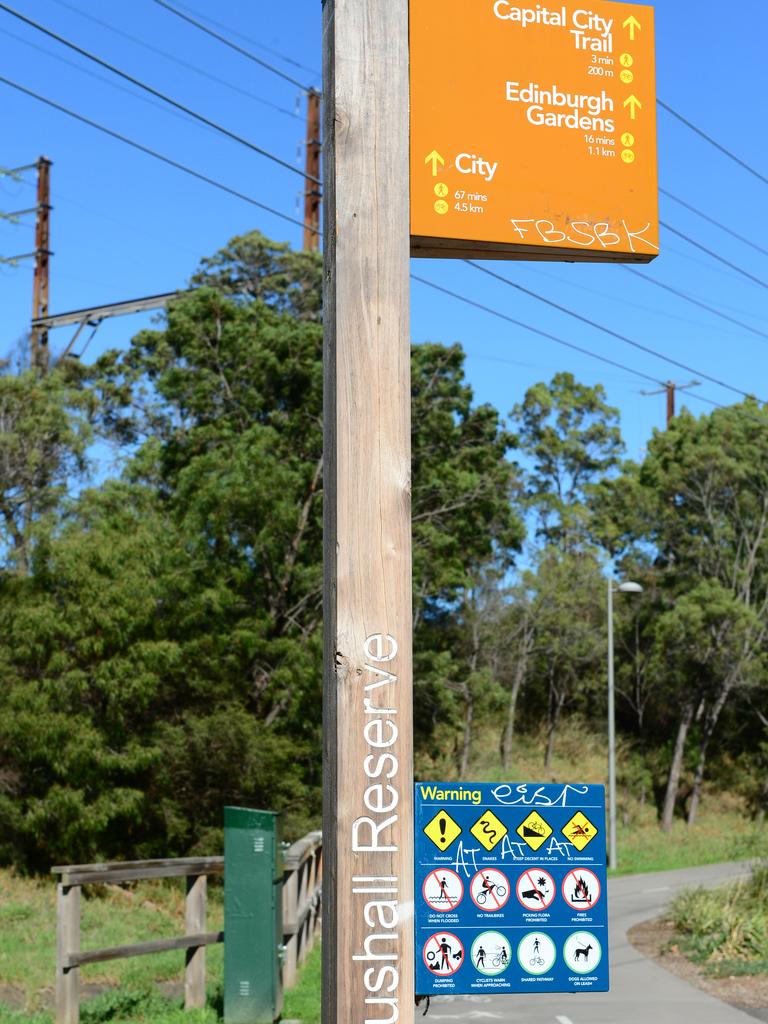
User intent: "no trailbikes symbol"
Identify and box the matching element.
[562,868,601,911]
[515,868,556,911]
[423,932,464,976]
[422,868,464,912]
[470,868,510,911]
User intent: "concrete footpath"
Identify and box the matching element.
[425,861,758,1024]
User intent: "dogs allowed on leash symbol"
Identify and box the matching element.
[422,867,464,912]
[515,867,555,911]
[470,868,510,911]
[562,867,601,911]
[563,930,602,973]
[423,932,464,975]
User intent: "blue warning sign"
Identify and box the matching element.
[414,782,609,996]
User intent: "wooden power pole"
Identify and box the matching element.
[303,89,322,251]
[641,379,700,428]
[31,156,52,374]
[322,1,414,1023]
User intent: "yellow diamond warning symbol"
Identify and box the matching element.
[470,810,508,851]
[562,811,598,851]
[516,810,553,851]
[424,810,462,851]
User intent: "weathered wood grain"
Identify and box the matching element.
[323,1,414,1023]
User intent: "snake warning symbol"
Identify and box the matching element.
[470,809,508,851]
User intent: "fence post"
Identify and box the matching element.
[185,874,207,1010]
[282,860,299,988]
[55,882,80,1024]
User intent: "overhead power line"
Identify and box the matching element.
[660,188,768,259]
[411,274,665,388]
[620,266,768,343]
[166,0,320,79]
[0,3,318,184]
[153,0,312,93]
[0,75,319,235]
[466,260,768,405]
[660,221,768,292]
[48,0,300,119]
[658,100,768,187]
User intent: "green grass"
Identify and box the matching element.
[668,862,768,974]
[283,945,321,1024]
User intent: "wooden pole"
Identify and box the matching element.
[303,89,322,252]
[184,874,207,1009]
[55,882,80,1024]
[322,1,414,1023]
[31,156,51,374]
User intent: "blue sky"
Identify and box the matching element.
[1,0,766,464]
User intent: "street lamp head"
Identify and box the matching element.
[617,581,643,594]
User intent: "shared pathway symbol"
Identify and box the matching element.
[414,782,609,996]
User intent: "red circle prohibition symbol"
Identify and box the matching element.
[422,868,464,912]
[515,868,556,911]
[423,931,464,976]
[562,867,601,910]
[470,868,510,911]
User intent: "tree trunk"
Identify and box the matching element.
[687,680,735,826]
[501,626,532,771]
[544,671,564,772]
[459,683,474,778]
[660,699,696,832]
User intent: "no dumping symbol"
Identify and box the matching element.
[422,867,464,912]
[423,932,464,975]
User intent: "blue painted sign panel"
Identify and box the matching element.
[414,782,608,996]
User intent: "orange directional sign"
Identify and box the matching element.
[410,0,658,263]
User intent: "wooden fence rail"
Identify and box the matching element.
[52,830,322,1024]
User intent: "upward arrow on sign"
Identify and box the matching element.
[424,150,445,175]
[622,15,641,40]
[624,95,642,119]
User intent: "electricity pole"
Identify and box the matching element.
[303,89,322,250]
[641,379,700,428]
[31,156,52,374]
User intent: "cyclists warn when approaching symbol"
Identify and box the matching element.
[562,811,598,851]
[423,810,462,850]
[470,809,508,851]
[516,810,553,851]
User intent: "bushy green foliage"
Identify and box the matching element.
[670,863,768,968]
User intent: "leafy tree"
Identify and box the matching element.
[512,372,623,552]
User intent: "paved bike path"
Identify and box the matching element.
[426,861,758,1024]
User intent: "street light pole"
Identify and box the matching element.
[607,579,643,872]
[607,578,617,871]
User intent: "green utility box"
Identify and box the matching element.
[224,807,283,1024]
